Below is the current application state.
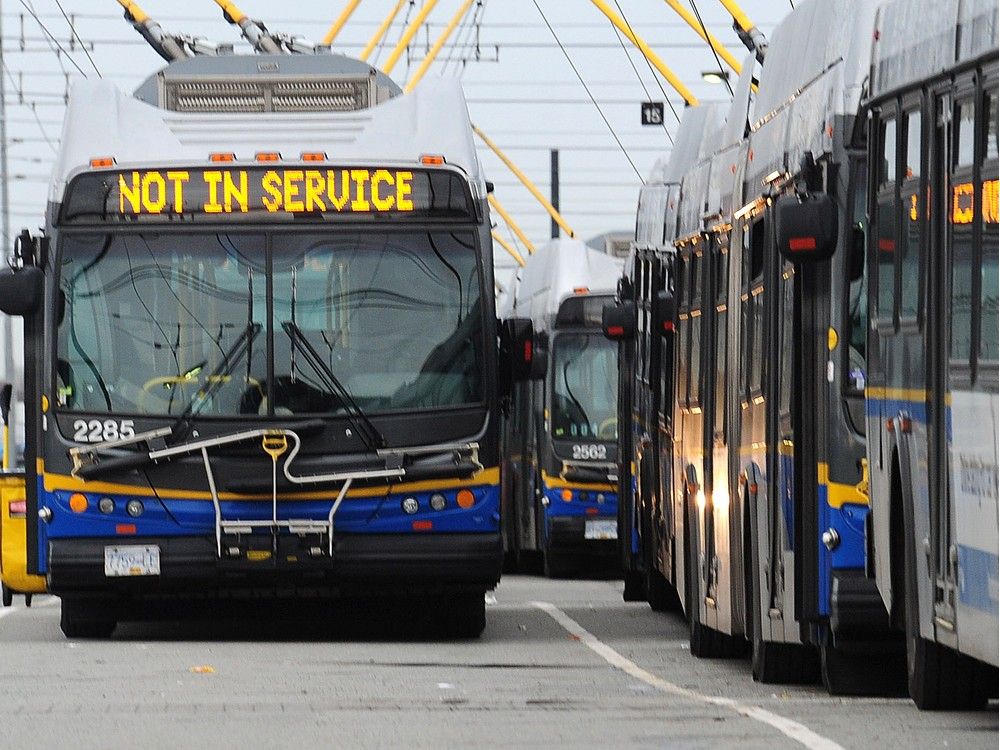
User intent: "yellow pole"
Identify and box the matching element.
[717,0,755,32]
[474,125,576,238]
[323,0,363,46]
[404,0,474,93]
[488,194,536,254]
[211,0,247,23]
[660,0,741,75]
[589,0,697,106]
[361,0,407,61]
[115,0,149,23]
[1,424,8,471]
[382,0,441,75]
[492,231,526,268]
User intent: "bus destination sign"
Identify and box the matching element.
[60,166,475,223]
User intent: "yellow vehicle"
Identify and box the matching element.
[1,384,46,606]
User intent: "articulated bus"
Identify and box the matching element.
[859,0,998,709]
[501,239,623,576]
[0,51,520,638]
[606,0,910,696]
[614,105,723,606]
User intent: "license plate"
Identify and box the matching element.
[584,519,617,540]
[104,545,160,577]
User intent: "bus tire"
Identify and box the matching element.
[819,629,902,696]
[1,583,11,608]
[441,593,486,639]
[646,567,681,613]
[60,599,116,639]
[543,550,571,579]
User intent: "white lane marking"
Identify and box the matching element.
[532,601,844,750]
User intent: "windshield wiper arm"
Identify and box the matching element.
[170,322,262,439]
[281,321,386,451]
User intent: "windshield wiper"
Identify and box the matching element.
[170,322,262,439]
[281,321,386,451]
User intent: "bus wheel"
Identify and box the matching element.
[59,599,117,639]
[622,570,646,601]
[543,550,572,579]
[902,538,989,708]
[439,593,486,639]
[1,583,12,607]
[819,629,902,696]
[646,568,681,613]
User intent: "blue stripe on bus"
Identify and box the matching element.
[957,544,999,616]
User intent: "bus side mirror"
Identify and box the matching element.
[775,192,838,263]
[529,330,548,380]
[502,317,535,383]
[653,290,675,337]
[0,265,43,316]
[602,300,636,341]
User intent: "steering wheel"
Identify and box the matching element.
[598,417,618,440]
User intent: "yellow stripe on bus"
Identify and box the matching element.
[817,462,869,508]
[540,471,615,492]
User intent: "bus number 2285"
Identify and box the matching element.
[72,419,136,443]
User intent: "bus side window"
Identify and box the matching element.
[689,248,702,407]
[876,114,898,327]
[900,106,922,321]
[979,89,999,367]
[949,97,976,364]
[676,254,689,408]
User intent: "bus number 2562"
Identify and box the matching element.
[572,444,607,460]
[72,419,136,443]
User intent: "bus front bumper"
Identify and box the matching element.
[47,532,503,597]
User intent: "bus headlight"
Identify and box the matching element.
[126,499,144,517]
[429,493,447,511]
[401,497,419,515]
[98,497,115,514]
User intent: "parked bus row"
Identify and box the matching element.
[601,0,997,710]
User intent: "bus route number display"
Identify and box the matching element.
[117,167,416,217]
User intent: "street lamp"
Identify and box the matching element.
[701,70,730,85]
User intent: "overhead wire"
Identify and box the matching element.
[18,0,88,76]
[54,0,101,77]
[531,0,642,181]
[687,0,733,96]
[607,19,673,145]
[611,0,680,126]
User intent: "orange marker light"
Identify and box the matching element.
[116,523,137,535]
[586,507,599,516]
[456,489,475,509]
[89,157,115,168]
[209,152,236,163]
[301,151,327,162]
[69,493,88,513]
[255,152,281,162]
[412,520,433,531]
[561,489,573,502]
[573,287,590,294]
[420,154,446,165]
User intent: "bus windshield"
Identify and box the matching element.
[551,333,618,441]
[56,230,484,417]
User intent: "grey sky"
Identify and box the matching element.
[0,0,785,268]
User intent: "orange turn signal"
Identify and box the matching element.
[456,489,475,509]
[561,489,573,502]
[420,154,445,165]
[89,157,115,168]
[69,493,88,513]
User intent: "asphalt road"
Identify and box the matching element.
[0,576,996,749]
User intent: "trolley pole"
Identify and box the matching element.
[550,149,560,239]
[0,0,14,392]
